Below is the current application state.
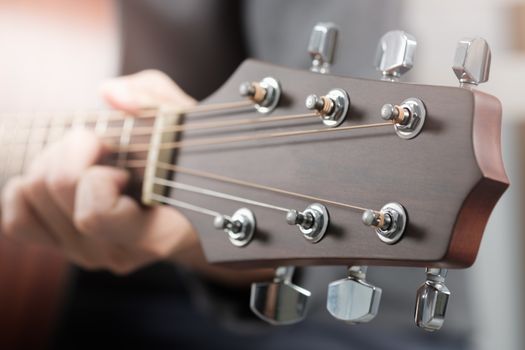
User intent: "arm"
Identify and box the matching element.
[0,70,273,286]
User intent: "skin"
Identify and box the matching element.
[0,70,272,286]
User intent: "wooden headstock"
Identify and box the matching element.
[143,57,507,269]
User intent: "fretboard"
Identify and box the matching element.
[0,110,155,188]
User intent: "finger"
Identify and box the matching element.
[74,165,194,260]
[99,69,196,114]
[45,129,106,217]
[73,165,132,239]
[1,177,57,246]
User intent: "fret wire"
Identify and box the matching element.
[116,117,135,168]
[153,177,289,213]
[0,120,6,187]
[1,117,20,184]
[149,193,221,217]
[95,110,110,136]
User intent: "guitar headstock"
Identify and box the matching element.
[142,25,507,330]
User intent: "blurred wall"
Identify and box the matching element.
[0,0,119,110]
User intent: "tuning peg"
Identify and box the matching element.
[305,88,350,127]
[250,266,311,325]
[362,202,407,244]
[308,22,338,74]
[374,30,417,81]
[239,77,281,114]
[452,37,491,87]
[213,208,255,247]
[286,203,329,243]
[326,266,382,323]
[414,268,450,332]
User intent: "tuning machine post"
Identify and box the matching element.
[414,268,450,331]
[327,266,382,324]
[286,203,329,243]
[380,98,426,139]
[213,208,256,247]
[250,266,311,325]
[362,202,407,244]
[452,37,491,88]
[305,89,350,127]
[239,77,281,114]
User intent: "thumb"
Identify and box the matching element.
[99,69,196,114]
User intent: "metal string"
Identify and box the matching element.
[153,177,290,213]
[123,160,367,213]
[118,121,393,153]
[149,193,221,217]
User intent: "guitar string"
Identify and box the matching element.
[149,193,221,217]
[153,178,290,213]
[126,160,367,212]
[0,100,253,127]
[99,112,317,138]
[116,121,393,152]
[0,110,315,143]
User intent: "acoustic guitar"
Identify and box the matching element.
[0,25,507,347]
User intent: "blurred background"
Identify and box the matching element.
[0,0,523,349]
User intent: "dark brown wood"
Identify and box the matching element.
[167,59,508,269]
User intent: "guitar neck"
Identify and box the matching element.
[0,110,154,188]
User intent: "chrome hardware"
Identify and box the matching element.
[362,202,407,244]
[239,77,281,114]
[415,268,450,332]
[374,30,417,81]
[452,37,491,87]
[305,89,350,127]
[213,208,255,247]
[250,266,311,325]
[286,203,329,243]
[308,22,338,74]
[381,97,426,139]
[327,266,382,324]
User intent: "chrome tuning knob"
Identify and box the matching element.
[414,268,450,332]
[326,266,382,324]
[250,266,311,325]
[452,37,491,87]
[308,22,338,74]
[374,30,417,81]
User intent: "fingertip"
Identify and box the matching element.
[99,79,141,113]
